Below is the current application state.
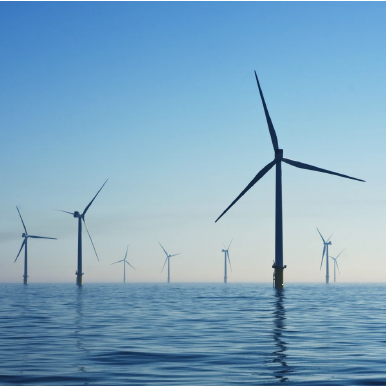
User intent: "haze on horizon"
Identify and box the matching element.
[0,2,385,283]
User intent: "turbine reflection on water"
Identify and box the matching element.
[271,291,291,382]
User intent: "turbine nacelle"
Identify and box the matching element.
[73,211,81,218]
[222,249,226,252]
[22,233,27,238]
[275,149,283,160]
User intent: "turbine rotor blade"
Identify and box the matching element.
[124,245,129,261]
[28,236,57,240]
[169,253,181,258]
[320,245,326,270]
[111,260,124,265]
[159,242,168,257]
[227,251,232,272]
[254,71,279,151]
[336,249,345,259]
[82,179,108,216]
[82,218,99,261]
[54,209,75,215]
[222,242,227,249]
[326,233,334,243]
[161,257,168,273]
[228,238,233,250]
[282,158,365,182]
[125,260,136,270]
[316,228,325,243]
[15,239,26,263]
[336,260,341,274]
[16,206,27,234]
[215,160,275,223]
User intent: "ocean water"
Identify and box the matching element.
[0,283,385,385]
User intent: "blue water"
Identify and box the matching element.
[0,283,385,385]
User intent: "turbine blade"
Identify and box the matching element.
[336,260,341,274]
[222,242,227,249]
[16,206,27,234]
[336,249,345,259]
[82,218,99,261]
[169,253,181,257]
[159,242,168,257]
[316,228,325,243]
[320,245,326,270]
[215,160,275,223]
[161,257,168,273]
[111,260,124,265]
[125,260,136,270]
[28,236,57,240]
[326,233,334,242]
[124,245,129,261]
[227,251,232,272]
[228,238,233,250]
[53,209,74,215]
[82,179,108,216]
[15,239,26,263]
[282,158,365,182]
[254,71,279,151]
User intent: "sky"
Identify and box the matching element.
[0,2,385,283]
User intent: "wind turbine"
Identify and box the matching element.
[317,228,334,284]
[55,179,108,285]
[215,72,365,290]
[330,249,344,283]
[111,245,136,283]
[222,239,233,283]
[159,243,181,283]
[14,206,57,284]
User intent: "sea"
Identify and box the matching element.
[0,283,385,385]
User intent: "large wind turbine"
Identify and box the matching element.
[159,243,181,283]
[222,240,233,283]
[215,72,365,289]
[317,228,333,284]
[330,249,344,283]
[14,207,57,284]
[55,179,108,285]
[111,245,136,283]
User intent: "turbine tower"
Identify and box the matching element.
[215,72,364,290]
[330,249,344,283]
[14,206,57,284]
[317,228,333,284]
[159,243,181,283]
[111,245,136,283]
[55,179,108,285]
[222,239,233,283]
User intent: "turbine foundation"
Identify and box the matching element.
[273,266,285,290]
[76,273,83,286]
[23,276,28,285]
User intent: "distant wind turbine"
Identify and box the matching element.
[14,206,57,284]
[55,179,108,285]
[215,72,365,289]
[317,228,333,284]
[222,240,233,283]
[111,245,136,283]
[159,243,181,283]
[330,249,345,283]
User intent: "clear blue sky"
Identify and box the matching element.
[0,2,385,283]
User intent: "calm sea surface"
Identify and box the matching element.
[0,283,385,385]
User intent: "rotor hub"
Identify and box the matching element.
[74,211,80,218]
[275,149,283,160]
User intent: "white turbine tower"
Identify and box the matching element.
[111,245,136,283]
[159,243,181,283]
[317,228,333,284]
[222,240,233,283]
[330,249,344,283]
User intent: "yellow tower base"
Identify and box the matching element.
[76,274,83,286]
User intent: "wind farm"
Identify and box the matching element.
[1,3,384,385]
